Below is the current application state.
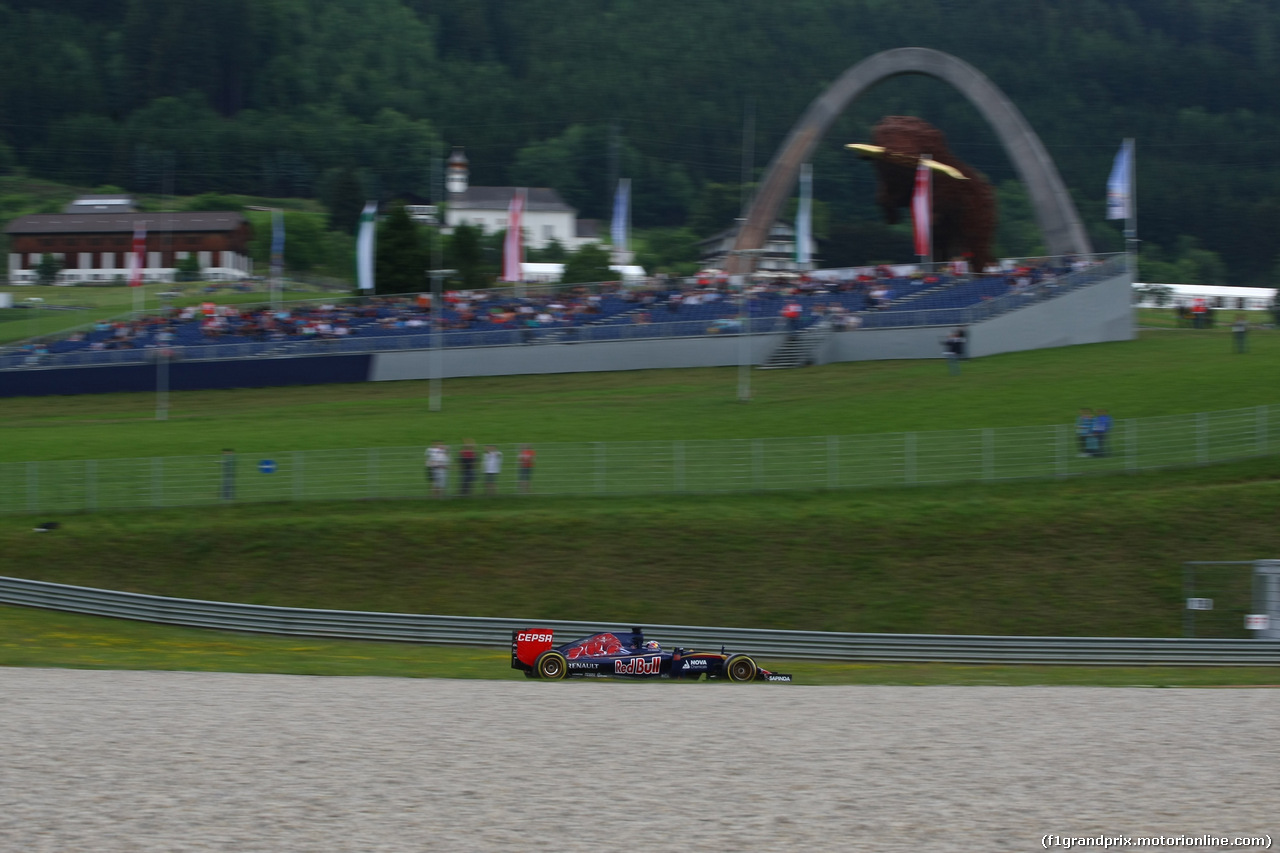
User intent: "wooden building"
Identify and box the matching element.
[6,198,253,284]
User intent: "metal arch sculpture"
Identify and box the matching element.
[727,47,1092,272]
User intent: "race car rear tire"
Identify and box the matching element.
[534,650,568,680]
[724,654,758,683]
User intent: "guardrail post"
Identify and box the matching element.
[1197,412,1208,464]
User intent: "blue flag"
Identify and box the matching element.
[1106,140,1133,221]
[611,178,630,251]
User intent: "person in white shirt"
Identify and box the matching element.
[426,442,449,497]
[483,446,503,496]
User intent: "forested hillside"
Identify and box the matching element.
[2,0,1278,282]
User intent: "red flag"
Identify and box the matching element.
[503,189,526,282]
[128,222,147,287]
[912,160,931,259]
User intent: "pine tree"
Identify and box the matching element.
[374,204,426,294]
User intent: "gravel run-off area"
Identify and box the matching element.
[1,669,1276,852]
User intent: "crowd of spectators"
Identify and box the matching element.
[8,255,1102,366]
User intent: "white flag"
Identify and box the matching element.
[1107,139,1134,221]
[795,163,812,266]
[356,201,377,291]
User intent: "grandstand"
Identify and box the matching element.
[0,253,1132,395]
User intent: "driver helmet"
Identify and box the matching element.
[642,640,661,652]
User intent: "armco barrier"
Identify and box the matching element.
[3,576,1278,666]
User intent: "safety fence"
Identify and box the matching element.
[1,403,1276,515]
[2,575,1277,664]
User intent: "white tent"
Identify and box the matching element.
[1133,283,1275,310]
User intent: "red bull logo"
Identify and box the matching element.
[614,655,662,675]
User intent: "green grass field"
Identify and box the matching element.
[0,282,340,345]
[4,324,1279,463]
[2,322,1279,684]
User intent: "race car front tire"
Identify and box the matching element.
[534,650,568,680]
[724,654,758,683]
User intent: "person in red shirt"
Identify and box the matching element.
[517,445,536,494]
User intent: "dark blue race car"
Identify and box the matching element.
[511,627,793,682]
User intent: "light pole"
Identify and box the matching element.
[429,146,468,413]
[428,267,457,413]
[246,206,284,311]
[731,246,770,402]
[155,290,178,421]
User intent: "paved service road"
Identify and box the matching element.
[1,669,1275,852]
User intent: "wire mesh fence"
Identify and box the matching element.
[3,403,1278,515]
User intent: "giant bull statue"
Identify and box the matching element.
[853,115,997,271]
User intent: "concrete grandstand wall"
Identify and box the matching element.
[813,264,1133,363]
[0,353,373,397]
[369,331,788,381]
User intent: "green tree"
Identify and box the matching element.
[562,242,613,284]
[320,167,367,235]
[374,204,426,294]
[35,253,62,286]
[634,227,700,275]
[446,224,487,289]
[175,254,202,282]
[185,193,241,212]
[689,183,749,238]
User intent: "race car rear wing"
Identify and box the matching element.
[511,629,555,669]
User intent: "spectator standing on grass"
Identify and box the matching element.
[517,444,536,494]
[1076,408,1094,457]
[427,441,449,498]
[1091,409,1112,457]
[1232,314,1249,353]
[942,328,965,375]
[483,445,503,496]
[458,440,478,497]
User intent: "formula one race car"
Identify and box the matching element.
[511,627,792,682]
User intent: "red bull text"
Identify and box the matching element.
[614,655,662,675]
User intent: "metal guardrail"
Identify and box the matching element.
[4,575,1277,665]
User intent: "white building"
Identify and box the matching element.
[697,220,819,273]
[444,187,599,251]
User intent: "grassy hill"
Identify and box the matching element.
[3,324,1279,682]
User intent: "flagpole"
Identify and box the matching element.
[1125,138,1137,278]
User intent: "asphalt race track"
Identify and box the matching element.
[1,669,1275,852]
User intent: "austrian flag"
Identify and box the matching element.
[503,188,526,282]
